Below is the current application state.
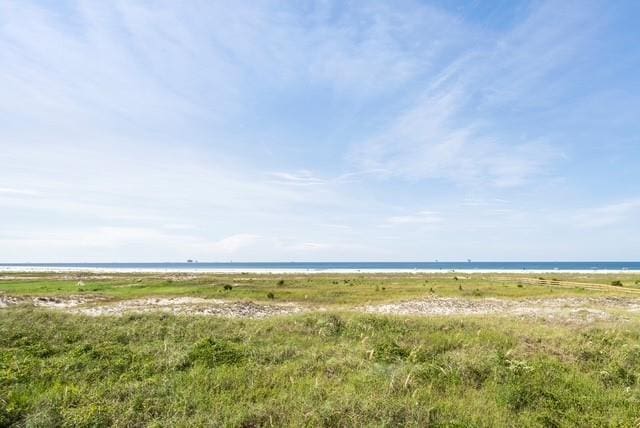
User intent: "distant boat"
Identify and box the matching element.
[187,259,193,263]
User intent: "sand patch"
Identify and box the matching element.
[0,295,101,308]
[361,297,640,322]
[0,295,306,318]
[4,294,640,322]
[71,297,306,318]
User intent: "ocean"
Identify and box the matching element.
[0,261,639,273]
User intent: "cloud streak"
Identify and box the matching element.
[350,1,599,187]
[1,1,638,261]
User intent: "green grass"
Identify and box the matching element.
[2,273,640,306]
[2,273,640,426]
[2,309,640,427]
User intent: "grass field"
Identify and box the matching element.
[2,273,640,426]
[2,272,640,305]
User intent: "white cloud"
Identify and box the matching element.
[290,242,333,251]
[0,1,636,262]
[386,211,443,226]
[0,187,38,196]
[575,199,640,228]
[268,171,326,186]
[205,234,261,254]
[349,1,596,187]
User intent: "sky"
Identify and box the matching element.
[1,0,639,262]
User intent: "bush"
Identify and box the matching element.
[317,314,345,336]
[267,292,275,299]
[612,280,623,287]
[373,339,409,362]
[184,338,244,368]
[276,279,285,286]
[223,284,233,291]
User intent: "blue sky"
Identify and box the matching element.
[1,0,639,262]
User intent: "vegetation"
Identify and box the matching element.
[2,309,640,427]
[1,273,639,306]
[2,273,640,426]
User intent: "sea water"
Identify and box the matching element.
[1,261,639,273]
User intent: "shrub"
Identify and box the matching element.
[276,279,285,286]
[373,339,409,362]
[223,284,233,291]
[317,314,345,336]
[611,280,623,287]
[184,338,244,368]
[267,292,275,299]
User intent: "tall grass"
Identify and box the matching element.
[2,308,640,426]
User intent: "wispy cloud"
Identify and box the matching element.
[0,1,638,261]
[0,187,38,196]
[575,199,640,228]
[385,211,443,226]
[349,1,598,188]
[268,171,326,186]
[205,234,262,254]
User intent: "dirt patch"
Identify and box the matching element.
[361,297,640,322]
